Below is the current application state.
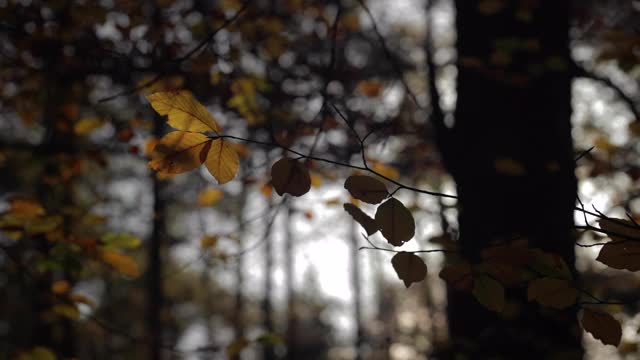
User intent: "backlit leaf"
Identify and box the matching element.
[375,198,415,246]
[271,157,311,197]
[101,232,142,249]
[197,187,224,207]
[101,250,140,278]
[581,308,622,347]
[472,274,505,313]
[148,131,211,174]
[343,203,379,236]
[74,117,103,135]
[204,138,240,184]
[391,252,427,288]
[596,241,640,271]
[147,91,220,133]
[344,175,388,204]
[200,235,219,249]
[51,280,71,295]
[527,277,577,309]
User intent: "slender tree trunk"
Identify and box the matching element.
[284,205,298,360]
[232,184,248,360]
[262,197,276,360]
[349,220,364,360]
[434,1,582,358]
[147,116,165,360]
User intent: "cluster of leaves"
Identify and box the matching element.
[144,89,640,348]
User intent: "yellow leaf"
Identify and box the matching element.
[73,117,102,135]
[51,280,71,295]
[200,235,219,249]
[18,347,56,360]
[391,252,427,288]
[144,136,159,155]
[204,138,240,184]
[197,188,224,207]
[527,277,577,309]
[494,157,526,176]
[270,157,311,197]
[472,274,505,313]
[147,91,220,133]
[310,172,322,188]
[344,175,388,204]
[343,203,379,236]
[439,263,473,291]
[371,162,400,181]
[375,198,415,247]
[10,199,45,218]
[597,241,640,271]
[148,131,211,174]
[101,250,140,278]
[52,304,79,320]
[582,308,622,347]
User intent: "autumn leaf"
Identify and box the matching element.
[197,187,224,207]
[343,203,379,236]
[9,199,45,218]
[52,304,80,320]
[598,218,640,241]
[51,280,71,295]
[101,250,140,278]
[529,249,572,280]
[74,117,103,135]
[527,277,577,309]
[101,232,142,249]
[148,131,211,174]
[581,308,622,347]
[226,337,250,357]
[147,91,220,133]
[271,157,311,197]
[439,263,473,291]
[204,138,240,184]
[17,347,56,360]
[472,274,505,313]
[344,175,388,204]
[357,80,384,97]
[375,198,415,247]
[596,241,640,271]
[391,252,427,288]
[200,235,219,249]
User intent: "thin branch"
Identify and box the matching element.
[575,66,640,122]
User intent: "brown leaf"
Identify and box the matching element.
[596,241,640,271]
[148,131,211,174]
[472,274,505,313]
[598,218,640,241]
[527,277,577,309]
[344,175,388,204]
[391,252,427,288]
[439,263,473,291]
[343,203,379,236]
[271,158,311,197]
[582,308,622,347]
[375,198,415,246]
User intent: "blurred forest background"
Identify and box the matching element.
[0,0,639,359]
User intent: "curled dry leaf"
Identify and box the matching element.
[581,308,622,347]
[596,241,640,271]
[344,175,388,204]
[148,131,211,174]
[391,252,427,288]
[343,203,379,236]
[375,198,415,247]
[147,91,220,134]
[527,277,577,309]
[271,157,311,197]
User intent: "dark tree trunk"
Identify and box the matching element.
[350,220,364,360]
[147,116,166,360]
[436,1,582,358]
